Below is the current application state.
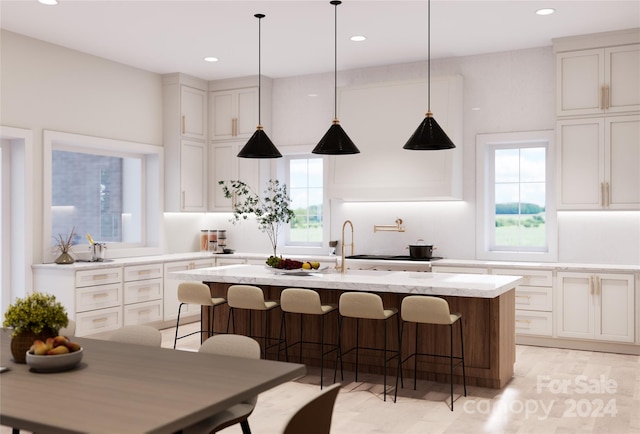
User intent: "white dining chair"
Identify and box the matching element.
[183,334,261,434]
[109,325,162,347]
[58,319,76,337]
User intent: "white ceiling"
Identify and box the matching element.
[1,0,639,80]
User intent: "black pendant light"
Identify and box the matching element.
[312,0,360,155]
[238,13,282,159]
[403,0,455,151]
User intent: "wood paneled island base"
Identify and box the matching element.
[202,282,516,390]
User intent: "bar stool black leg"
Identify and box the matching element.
[460,318,467,396]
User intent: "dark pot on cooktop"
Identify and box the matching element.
[408,239,434,259]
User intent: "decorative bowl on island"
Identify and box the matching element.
[26,347,83,372]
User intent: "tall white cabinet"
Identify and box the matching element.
[163,73,209,212]
[554,30,640,210]
[208,76,269,211]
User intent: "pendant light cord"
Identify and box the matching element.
[255,13,264,126]
[427,0,431,113]
[333,1,338,121]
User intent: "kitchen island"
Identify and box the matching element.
[172,264,523,389]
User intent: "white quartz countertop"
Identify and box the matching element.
[171,264,524,298]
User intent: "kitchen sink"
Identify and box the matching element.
[345,255,442,262]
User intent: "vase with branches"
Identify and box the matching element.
[218,179,295,257]
[53,227,76,264]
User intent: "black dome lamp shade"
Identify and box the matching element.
[403,0,455,151]
[312,1,360,155]
[238,13,282,159]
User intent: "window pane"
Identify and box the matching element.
[495,149,520,183]
[52,150,142,247]
[493,146,546,250]
[288,157,323,245]
[520,147,546,182]
[289,159,308,189]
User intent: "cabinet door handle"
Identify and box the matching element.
[232,118,238,136]
[605,85,610,110]
[600,86,605,110]
[182,191,185,209]
[182,115,186,134]
[600,183,605,207]
[605,182,610,207]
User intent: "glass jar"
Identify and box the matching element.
[200,230,209,252]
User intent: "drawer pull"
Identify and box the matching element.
[92,293,109,298]
[137,270,152,275]
[92,274,108,281]
[515,295,531,298]
[92,317,108,323]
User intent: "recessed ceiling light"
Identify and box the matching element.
[38,0,58,5]
[203,57,219,62]
[536,8,555,16]
[350,35,366,42]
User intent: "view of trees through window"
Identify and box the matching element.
[493,147,546,249]
[288,157,323,244]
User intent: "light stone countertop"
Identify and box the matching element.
[171,264,524,298]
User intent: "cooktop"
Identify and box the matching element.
[345,255,442,262]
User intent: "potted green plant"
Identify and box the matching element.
[218,179,295,257]
[2,292,69,363]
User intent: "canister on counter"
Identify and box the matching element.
[200,230,209,252]
[209,230,218,253]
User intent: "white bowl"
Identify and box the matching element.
[26,347,83,372]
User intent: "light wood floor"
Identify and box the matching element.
[4,323,639,434]
[166,322,640,434]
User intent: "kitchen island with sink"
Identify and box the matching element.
[172,264,523,389]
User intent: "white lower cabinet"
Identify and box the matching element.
[123,263,163,326]
[163,258,216,323]
[493,268,554,337]
[43,267,125,337]
[557,271,635,343]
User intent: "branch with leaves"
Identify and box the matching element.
[218,179,295,257]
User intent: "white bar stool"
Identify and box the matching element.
[336,291,400,402]
[279,288,342,389]
[395,295,467,410]
[226,284,282,359]
[174,282,227,349]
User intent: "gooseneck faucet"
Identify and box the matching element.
[340,220,354,274]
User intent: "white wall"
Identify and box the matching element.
[3,30,638,267]
[0,30,163,264]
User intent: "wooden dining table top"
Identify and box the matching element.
[0,331,305,434]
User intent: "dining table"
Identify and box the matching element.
[0,331,306,434]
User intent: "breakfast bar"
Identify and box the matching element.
[173,264,523,389]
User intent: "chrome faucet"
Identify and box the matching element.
[340,220,354,274]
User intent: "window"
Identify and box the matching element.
[286,156,323,246]
[476,131,557,261]
[44,131,162,262]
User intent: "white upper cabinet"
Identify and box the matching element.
[181,85,207,140]
[210,141,260,211]
[163,73,209,212]
[557,114,640,210]
[554,29,640,117]
[556,45,640,117]
[210,88,258,141]
[327,76,463,201]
